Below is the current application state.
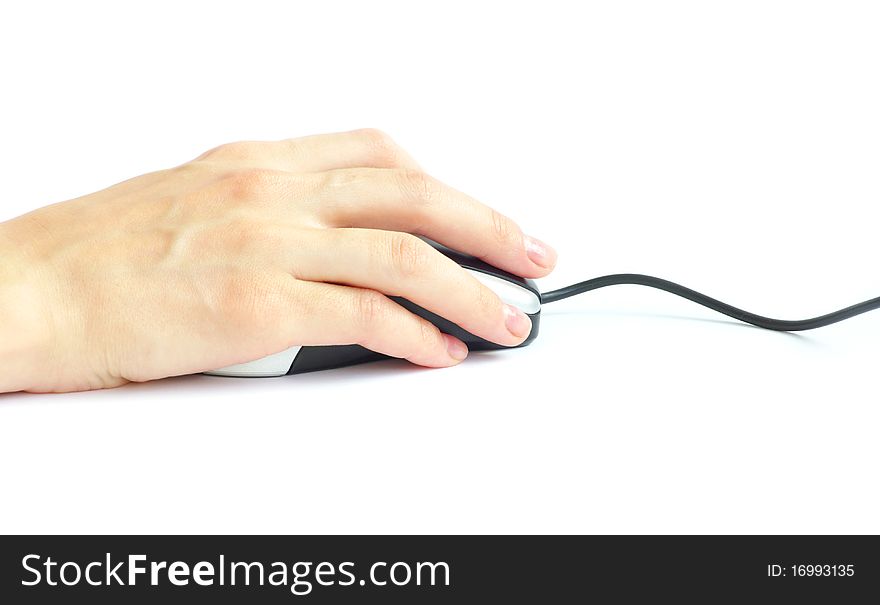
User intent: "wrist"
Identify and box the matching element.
[0,220,54,393]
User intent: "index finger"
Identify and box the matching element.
[306,167,558,278]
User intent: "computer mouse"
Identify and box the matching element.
[205,241,542,377]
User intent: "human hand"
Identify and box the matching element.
[0,130,556,393]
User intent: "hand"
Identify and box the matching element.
[0,129,557,393]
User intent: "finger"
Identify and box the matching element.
[288,229,533,347]
[280,129,422,172]
[286,280,469,367]
[196,129,421,173]
[304,167,557,278]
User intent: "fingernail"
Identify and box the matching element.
[524,235,557,269]
[504,304,532,339]
[444,334,469,361]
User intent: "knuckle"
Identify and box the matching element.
[387,232,430,278]
[357,128,403,166]
[217,275,253,317]
[318,166,361,191]
[489,208,516,244]
[396,168,441,206]
[216,218,279,254]
[474,281,499,318]
[416,319,441,351]
[220,168,279,201]
[194,143,227,161]
[217,141,244,155]
[211,140,262,160]
[217,273,286,331]
[197,141,237,160]
[255,280,289,324]
[353,289,388,330]
[357,127,393,147]
[168,162,202,178]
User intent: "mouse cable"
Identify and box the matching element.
[539,274,880,331]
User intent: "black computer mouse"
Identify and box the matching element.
[206,241,541,377]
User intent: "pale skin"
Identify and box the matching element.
[0,129,556,394]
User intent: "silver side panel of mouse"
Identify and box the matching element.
[468,271,541,314]
[204,345,302,378]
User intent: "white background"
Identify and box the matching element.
[1,1,878,534]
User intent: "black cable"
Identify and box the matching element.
[540,274,880,331]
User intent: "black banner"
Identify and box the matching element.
[0,536,876,603]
